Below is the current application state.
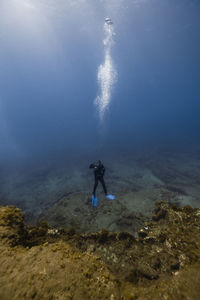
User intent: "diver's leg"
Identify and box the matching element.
[93,177,98,197]
[99,177,107,195]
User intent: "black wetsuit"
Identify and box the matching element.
[89,162,107,197]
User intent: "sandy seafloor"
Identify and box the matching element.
[1,146,200,234]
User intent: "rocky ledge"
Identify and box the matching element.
[0,201,200,300]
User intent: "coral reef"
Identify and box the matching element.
[0,201,200,299]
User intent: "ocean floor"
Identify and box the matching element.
[1,147,200,233]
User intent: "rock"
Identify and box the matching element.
[138,228,148,238]
[1,201,200,300]
[0,206,27,246]
[152,208,167,221]
[117,231,135,241]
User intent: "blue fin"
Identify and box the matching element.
[106,194,115,200]
[92,195,98,207]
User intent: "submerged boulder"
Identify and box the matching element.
[0,206,26,246]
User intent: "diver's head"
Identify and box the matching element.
[96,160,102,166]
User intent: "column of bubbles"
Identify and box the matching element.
[95,18,117,122]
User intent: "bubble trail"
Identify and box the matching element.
[95,19,117,122]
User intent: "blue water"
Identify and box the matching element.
[0,0,200,230]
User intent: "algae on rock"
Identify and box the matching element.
[0,201,200,300]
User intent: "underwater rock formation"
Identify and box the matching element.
[0,201,200,299]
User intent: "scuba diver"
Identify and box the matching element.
[89,160,115,207]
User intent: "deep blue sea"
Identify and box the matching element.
[0,0,200,232]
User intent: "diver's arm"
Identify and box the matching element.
[89,163,95,169]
